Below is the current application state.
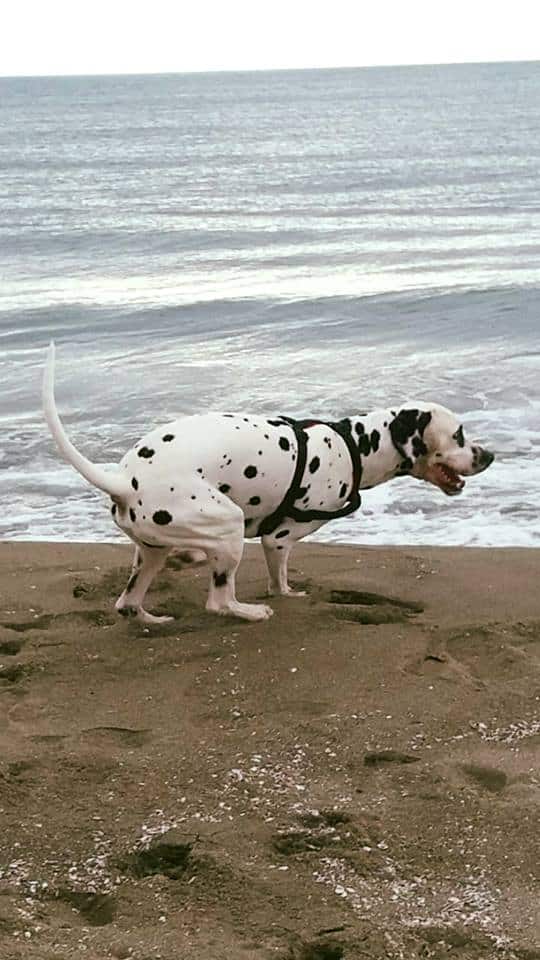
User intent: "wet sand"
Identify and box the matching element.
[1,541,539,959]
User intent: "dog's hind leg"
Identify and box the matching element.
[130,545,141,576]
[205,523,273,622]
[115,544,172,625]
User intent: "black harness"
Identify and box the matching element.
[257,417,362,537]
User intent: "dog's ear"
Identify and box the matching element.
[390,409,432,472]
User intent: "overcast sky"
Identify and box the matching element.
[1,0,538,77]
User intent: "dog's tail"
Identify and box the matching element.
[43,342,129,501]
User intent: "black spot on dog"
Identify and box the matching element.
[244,465,257,479]
[219,484,231,493]
[129,508,136,523]
[309,456,320,474]
[191,495,196,500]
[279,436,290,451]
[355,422,365,436]
[162,434,175,442]
[138,499,142,506]
[197,468,203,474]
[213,571,227,587]
[297,486,308,498]
[339,482,347,498]
[390,410,432,462]
[276,545,284,550]
[249,496,261,505]
[275,529,289,539]
[267,419,285,427]
[153,510,172,525]
[223,414,234,418]
[131,477,139,491]
[138,447,154,459]
[359,434,371,456]
[370,429,380,452]
[126,573,138,592]
[391,409,420,445]
[418,411,432,434]
[453,425,465,448]
[412,436,427,457]
[111,503,117,516]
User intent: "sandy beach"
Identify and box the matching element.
[0,541,539,959]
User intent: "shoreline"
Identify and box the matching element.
[1,541,539,957]
[3,537,540,549]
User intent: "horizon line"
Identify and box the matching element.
[1,56,539,81]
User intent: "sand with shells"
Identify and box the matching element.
[1,541,539,959]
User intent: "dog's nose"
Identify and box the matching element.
[477,448,494,469]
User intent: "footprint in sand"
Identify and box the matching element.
[0,614,54,633]
[80,726,151,748]
[0,638,25,655]
[0,609,116,632]
[461,762,508,793]
[284,935,345,959]
[422,623,540,689]
[55,889,116,926]
[0,662,33,684]
[328,588,423,625]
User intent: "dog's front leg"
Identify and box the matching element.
[262,532,306,597]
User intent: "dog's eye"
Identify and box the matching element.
[452,426,465,448]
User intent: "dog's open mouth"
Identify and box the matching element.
[423,462,465,496]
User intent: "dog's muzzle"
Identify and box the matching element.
[423,446,494,496]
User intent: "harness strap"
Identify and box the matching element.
[257,417,362,537]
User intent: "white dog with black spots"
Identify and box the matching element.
[43,343,494,625]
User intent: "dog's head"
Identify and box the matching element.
[390,403,494,496]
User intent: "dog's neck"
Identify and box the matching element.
[348,409,408,489]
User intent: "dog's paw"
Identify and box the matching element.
[235,602,274,621]
[268,584,307,598]
[217,601,274,622]
[138,611,175,625]
[116,601,174,626]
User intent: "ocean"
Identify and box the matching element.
[1,62,539,546]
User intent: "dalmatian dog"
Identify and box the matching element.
[43,343,494,625]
